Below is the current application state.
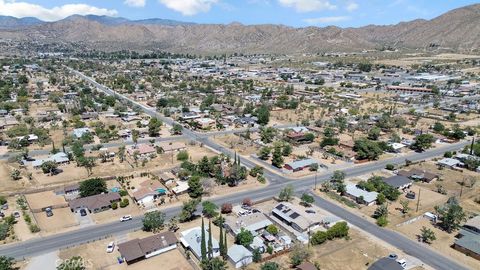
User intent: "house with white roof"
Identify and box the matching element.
[345,184,378,206]
[228,245,253,268]
[179,227,220,259]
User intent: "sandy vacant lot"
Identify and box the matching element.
[34,208,78,232]
[106,249,192,270]
[25,191,67,210]
[396,218,479,270]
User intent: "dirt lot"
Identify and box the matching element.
[26,144,218,188]
[396,218,479,270]
[34,208,78,232]
[25,191,67,210]
[214,134,259,156]
[0,161,33,193]
[245,228,424,270]
[106,249,192,270]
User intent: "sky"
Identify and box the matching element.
[0,0,478,27]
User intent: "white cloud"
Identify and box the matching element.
[304,16,350,24]
[278,0,336,12]
[346,1,358,12]
[124,0,146,8]
[0,0,117,21]
[158,0,218,16]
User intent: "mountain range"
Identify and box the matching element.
[0,4,479,54]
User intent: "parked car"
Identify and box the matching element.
[45,207,53,217]
[120,215,132,222]
[13,211,20,218]
[79,209,87,216]
[0,212,5,218]
[388,253,398,260]
[397,259,407,269]
[2,204,8,210]
[106,241,115,253]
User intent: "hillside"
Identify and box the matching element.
[0,4,479,54]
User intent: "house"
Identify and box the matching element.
[272,202,323,233]
[32,152,70,169]
[224,212,272,236]
[453,216,480,261]
[172,181,189,195]
[296,262,317,270]
[68,193,121,213]
[132,180,164,205]
[284,159,318,172]
[157,171,175,182]
[194,118,216,129]
[228,245,253,268]
[437,158,463,169]
[382,175,412,190]
[127,144,156,159]
[397,169,438,183]
[180,227,220,259]
[72,128,92,139]
[345,184,378,206]
[156,142,186,152]
[368,257,404,270]
[388,142,406,153]
[118,232,177,264]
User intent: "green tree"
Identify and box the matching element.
[399,199,411,214]
[271,145,284,168]
[376,215,388,227]
[435,200,466,233]
[373,203,389,219]
[188,176,204,198]
[300,193,314,207]
[177,150,189,161]
[320,127,339,147]
[179,199,200,222]
[79,178,107,197]
[236,228,254,247]
[10,169,21,180]
[331,170,345,183]
[256,104,270,125]
[41,161,58,175]
[172,124,183,135]
[0,256,15,270]
[261,262,279,270]
[258,147,271,160]
[411,134,435,152]
[252,248,262,263]
[367,127,381,140]
[142,211,166,232]
[354,139,383,160]
[282,143,292,157]
[420,226,436,244]
[266,224,279,235]
[147,118,162,137]
[202,201,218,219]
[200,218,207,261]
[201,257,227,270]
[290,244,311,267]
[376,193,386,205]
[278,184,294,202]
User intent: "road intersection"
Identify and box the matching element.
[0,68,471,270]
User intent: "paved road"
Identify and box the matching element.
[0,69,471,270]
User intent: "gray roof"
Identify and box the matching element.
[455,229,480,254]
[346,184,378,203]
[228,244,252,263]
[368,258,403,270]
[382,175,412,189]
[285,158,318,170]
[224,212,272,235]
[118,232,177,263]
[181,227,219,259]
[32,152,69,167]
[68,193,120,211]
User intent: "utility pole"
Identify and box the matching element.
[314,171,318,191]
[460,177,465,198]
[416,188,421,212]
